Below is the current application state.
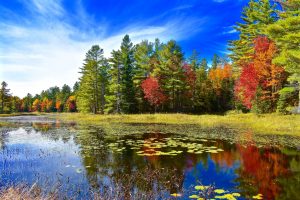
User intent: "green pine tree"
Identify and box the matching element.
[105,50,123,113]
[77,45,108,113]
[265,0,300,113]
[229,0,277,69]
[120,35,138,113]
[0,81,11,113]
[155,40,184,111]
[133,40,154,112]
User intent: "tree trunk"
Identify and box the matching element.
[101,83,105,114]
[117,63,121,114]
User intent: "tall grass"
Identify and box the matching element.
[52,113,300,136]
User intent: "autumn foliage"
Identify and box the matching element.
[32,99,41,112]
[141,77,166,109]
[234,36,286,112]
[182,63,196,97]
[66,96,77,112]
[234,63,259,109]
[55,100,63,112]
[209,64,233,95]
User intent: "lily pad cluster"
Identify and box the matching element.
[106,136,224,157]
[187,185,241,200]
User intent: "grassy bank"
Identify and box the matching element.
[0,112,44,117]
[51,113,300,136]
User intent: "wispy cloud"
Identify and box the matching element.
[222,26,238,34]
[0,0,205,97]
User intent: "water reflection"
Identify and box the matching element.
[0,117,299,199]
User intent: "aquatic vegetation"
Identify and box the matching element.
[252,194,263,199]
[189,194,200,198]
[195,185,209,190]
[1,116,300,199]
[214,189,226,194]
[105,136,225,157]
[191,185,242,200]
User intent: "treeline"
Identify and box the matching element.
[0,82,78,113]
[76,37,234,114]
[1,0,299,115]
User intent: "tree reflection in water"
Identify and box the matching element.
[0,121,299,199]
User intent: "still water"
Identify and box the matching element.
[0,116,299,199]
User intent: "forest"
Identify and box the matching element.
[0,0,299,115]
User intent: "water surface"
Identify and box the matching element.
[0,116,299,199]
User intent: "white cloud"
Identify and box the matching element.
[0,0,205,97]
[222,26,238,35]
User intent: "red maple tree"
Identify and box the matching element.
[141,77,166,111]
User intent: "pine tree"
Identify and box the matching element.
[120,35,138,113]
[156,40,184,111]
[22,93,32,112]
[265,0,300,113]
[77,45,108,113]
[105,50,123,113]
[211,54,220,69]
[0,81,11,113]
[187,50,200,111]
[229,0,277,69]
[134,40,154,112]
[194,59,210,112]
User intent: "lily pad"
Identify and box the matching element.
[195,185,208,190]
[214,189,225,194]
[253,194,263,199]
[215,194,237,200]
[189,194,200,199]
[231,193,240,197]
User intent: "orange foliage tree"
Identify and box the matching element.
[41,97,53,112]
[235,36,286,112]
[66,96,77,112]
[209,64,233,96]
[32,99,41,112]
[55,99,63,112]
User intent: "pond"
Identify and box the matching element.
[0,116,300,199]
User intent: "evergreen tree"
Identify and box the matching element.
[194,59,210,113]
[156,40,184,111]
[22,93,32,112]
[265,0,300,113]
[229,0,277,69]
[211,54,220,69]
[77,45,108,113]
[11,96,21,113]
[0,81,11,113]
[134,40,154,112]
[105,50,123,113]
[120,35,138,113]
[73,81,80,94]
[187,50,200,111]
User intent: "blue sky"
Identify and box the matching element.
[0,0,248,97]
